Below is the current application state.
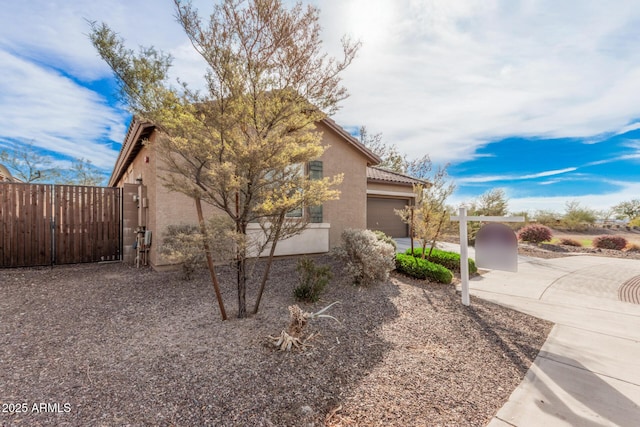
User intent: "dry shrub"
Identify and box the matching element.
[559,238,582,247]
[624,243,640,252]
[332,228,395,286]
[592,235,627,250]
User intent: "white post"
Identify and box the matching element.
[458,206,470,306]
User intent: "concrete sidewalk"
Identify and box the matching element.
[470,255,640,426]
[394,239,640,425]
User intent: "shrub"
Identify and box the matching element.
[625,243,640,252]
[372,230,397,251]
[592,235,627,250]
[293,257,332,303]
[158,224,205,280]
[395,254,453,284]
[559,238,582,247]
[405,248,477,274]
[518,224,553,244]
[332,228,396,286]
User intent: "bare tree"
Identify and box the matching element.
[0,141,61,183]
[89,0,359,319]
[359,126,405,173]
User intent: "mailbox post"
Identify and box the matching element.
[450,207,524,306]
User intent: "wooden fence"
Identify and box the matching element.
[0,183,121,267]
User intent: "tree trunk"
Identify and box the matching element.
[253,212,286,314]
[427,210,447,259]
[236,256,247,318]
[195,197,227,321]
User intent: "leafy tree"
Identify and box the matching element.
[463,188,509,244]
[562,200,596,230]
[470,188,509,216]
[612,199,640,221]
[0,141,62,183]
[89,0,358,319]
[396,165,455,256]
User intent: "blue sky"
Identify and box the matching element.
[1,0,639,213]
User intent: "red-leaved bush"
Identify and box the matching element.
[592,235,627,250]
[518,224,553,244]
[559,238,582,247]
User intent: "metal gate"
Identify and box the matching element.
[0,183,121,267]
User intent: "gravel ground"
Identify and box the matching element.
[1,256,551,427]
[519,242,640,259]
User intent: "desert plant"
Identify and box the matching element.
[158,224,205,280]
[561,201,597,231]
[269,302,340,351]
[559,238,582,247]
[518,224,553,244]
[624,243,640,252]
[533,210,561,227]
[333,228,396,287]
[293,258,332,303]
[373,230,397,251]
[395,253,453,284]
[405,248,477,274]
[592,235,627,250]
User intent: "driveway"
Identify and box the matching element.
[470,255,640,426]
[395,238,640,425]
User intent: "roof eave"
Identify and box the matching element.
[108,117,155,187]
[320,117,381,166]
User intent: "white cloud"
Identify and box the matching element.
[457,167,577,184]
[314,0,640,164]
[505,180,640,213]
[0,50,125,169]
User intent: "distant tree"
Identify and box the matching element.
[562,201,596,230]
[0,141,61,183]
[89,0,357,319]
[62,158,107,186]
[612,199,640,221]
[469,188,509,216]
[1,143,107,186]
[359,126,405,173]
[534,209,561,227]
[464,188,509,244]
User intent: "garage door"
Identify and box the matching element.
[367,197,409,238]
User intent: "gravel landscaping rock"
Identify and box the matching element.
[1,256,551,426]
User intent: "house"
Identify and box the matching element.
[109,117,424,269]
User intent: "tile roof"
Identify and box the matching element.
[366,166,428,186]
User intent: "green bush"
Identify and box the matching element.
[405,247,477,274]
[293,257,332,303]
[395,254,453,284]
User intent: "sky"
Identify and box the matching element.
[1,0,639,214]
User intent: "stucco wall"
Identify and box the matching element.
[115,121,373,268]
[316,121,369,248]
